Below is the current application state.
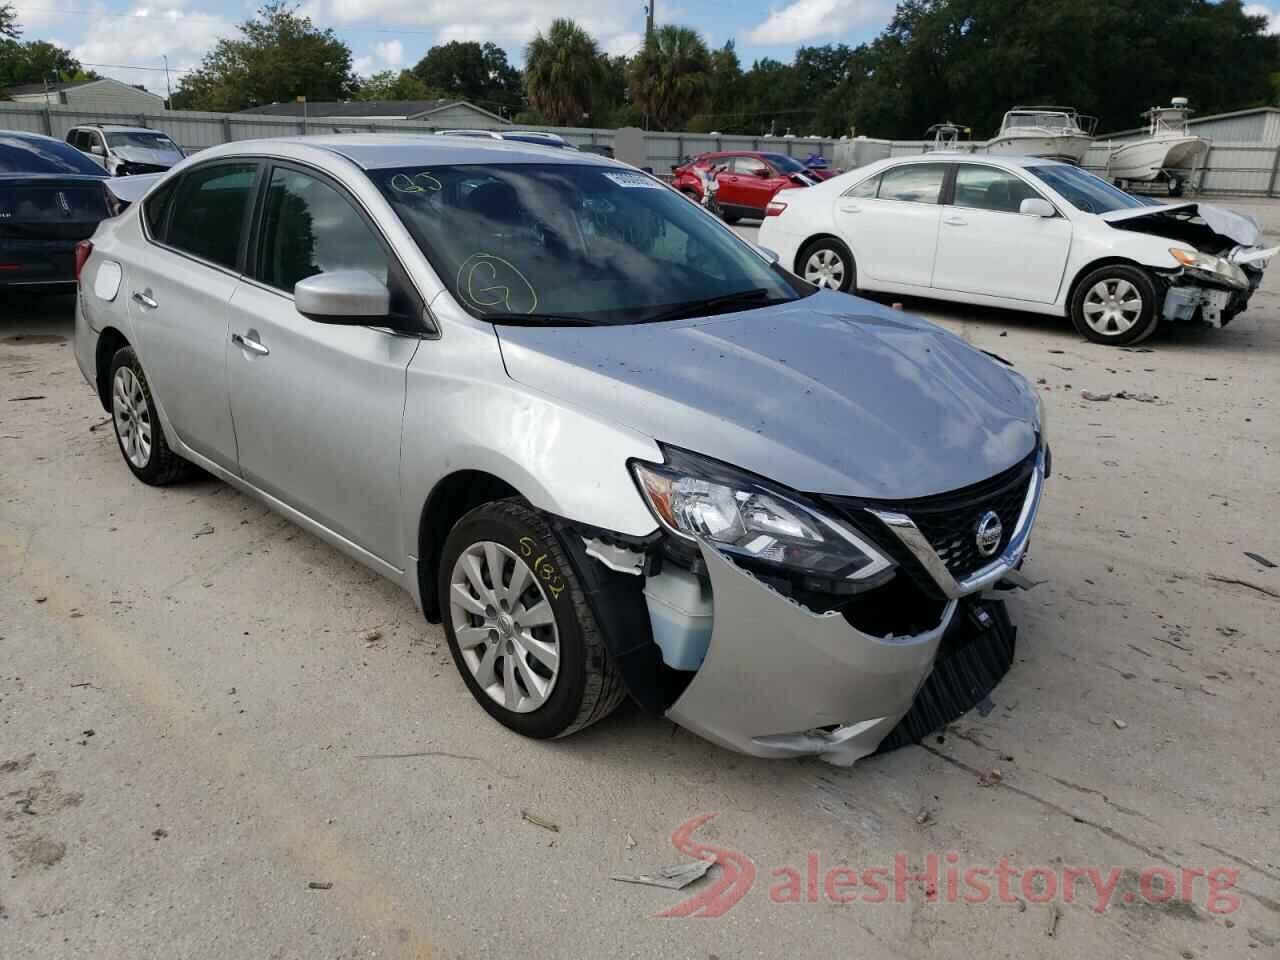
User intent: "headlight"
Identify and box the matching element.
[1169,247,1248,289]
[631,447,894,587]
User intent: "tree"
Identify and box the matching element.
[1,3,19,41]
[628,25,711,131]
[524,19,601,127]
[410,41,522,114]
[174,2,356,112]
[356,69,436,102]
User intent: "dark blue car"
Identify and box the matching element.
[1,130,117,291]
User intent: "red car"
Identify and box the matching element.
[671,151,818,222]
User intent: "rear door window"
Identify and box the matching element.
[165,163,258,271]
[0,135,108,175]
[875,163,947,204]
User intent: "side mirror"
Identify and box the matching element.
[295,271,391,324]
[90,144,105,156]
[1020,197,1056,218]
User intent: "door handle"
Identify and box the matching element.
[231,332,270,356]
[839,204,861,213]
[943,216,967,226]
[131,289,158,309]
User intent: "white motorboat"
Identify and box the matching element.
[984,106,1097,164]
[1106,98,1210,196]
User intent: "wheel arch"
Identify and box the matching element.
[416,470,522,622]
[1063,256,1156,315]
[793,233,846,275]
[94,326,131,410]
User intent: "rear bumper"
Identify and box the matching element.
[0,239,77,287]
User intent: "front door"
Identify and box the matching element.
[226,163,421,565]
[125,161,259,469]
[931,163,1072,302]
[835,162,947,287]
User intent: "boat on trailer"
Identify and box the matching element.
[1105,98,1210,197]
[984,106,1097,164]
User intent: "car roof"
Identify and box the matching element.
[1,129,62,143]
[74,124,164,134]
[881,153,1069,169]
[189,134,618,171]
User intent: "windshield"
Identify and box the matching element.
[106,131,181,152]
[1025,164,1147,214]
[373,162,808,325]
[762,153,807,173]
[0,135,106,175]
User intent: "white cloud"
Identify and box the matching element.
[374,38,403,67]
[69,2,234,96]
[314,0,640,58]
[352,55,374,75]
[744,0,888,45]
[1245,4,1280,33]
[10,0,64,31]
[603,31,644,57]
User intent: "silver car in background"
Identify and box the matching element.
[66,124,186,176]
[73,135,1048,765]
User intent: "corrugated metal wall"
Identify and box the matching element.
[5,102,1280,195]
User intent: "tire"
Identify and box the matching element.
[722,213,742,225]
[1068,264,1159,346]
[108,346,195,485]
[438,498,626,739]
[1168,176,1184,197]
[798,237,856,292]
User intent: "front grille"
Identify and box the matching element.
[827,451,1037,584]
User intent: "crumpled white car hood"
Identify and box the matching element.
[1099,201,1261,247]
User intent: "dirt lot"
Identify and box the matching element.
[2,201,1278,959]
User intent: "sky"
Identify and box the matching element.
[8,0,1280,98]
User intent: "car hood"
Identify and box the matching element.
[112,145,183,166]
[494,292,1039,499]
[1100,202,1260,248]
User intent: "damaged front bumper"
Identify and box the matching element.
[1159,245,1275,329]
[661,449,1045,765]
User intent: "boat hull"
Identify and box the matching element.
[1107,135,1210,182]
[983,134,1093,164]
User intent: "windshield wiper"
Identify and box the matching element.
[644,288,784,324]
[479,312,602,327]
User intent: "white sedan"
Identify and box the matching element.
[758,154,1273,345]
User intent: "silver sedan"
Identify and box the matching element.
[74,135,1047,764]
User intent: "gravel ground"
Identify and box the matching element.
[2,201,1278,959]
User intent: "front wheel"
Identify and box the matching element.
[799,237,856,292]
[1167,176,1184,197]
[439,499,626,739]
[1069,265,1160,345]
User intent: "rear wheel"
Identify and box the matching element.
[1167,176,1184,197]
[439,499,626,739]
[722,213,741,225]
[1069,264,1159,346]
[108,346,195,485]
[799,237,856,293]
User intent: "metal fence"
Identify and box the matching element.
[6,101,1280,196]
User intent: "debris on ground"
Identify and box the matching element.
[1207,575,1280,600]
[611,859,713,890]
[1081,390,1112,402]
[1113,390,1158,403]
[1244,552,1277,569]
[915,808,932,825]
[88,416,112,432]
[625,833,637,849]
[7,395,47,402]
[35,596,47,603]
[978,768,1003,787]
[1118,346,1155,353]
[191,524,215,539]
[359,629,383,646]
[70,681,92,688]
[152,828,168,840]
[1113,718,1128,729]
[1046,902,1061,938]
[307,881,333,890]
[521,809,560,832]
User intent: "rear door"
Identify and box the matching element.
[931,163,1071,302]
[226,162,421,564]
[125,161,258,469]
[835,162,947,286]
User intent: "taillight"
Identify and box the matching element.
[74,240,93,284]
[765,200,788,217]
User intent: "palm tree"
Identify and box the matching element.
[628,25,711,131]
[524,19,601,127]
